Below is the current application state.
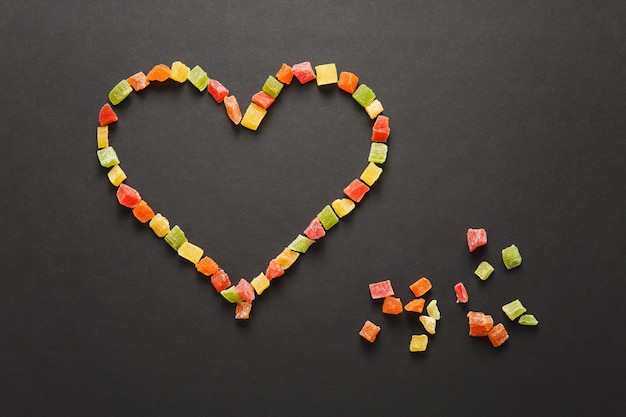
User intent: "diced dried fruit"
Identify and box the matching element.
[132,200,155,223]
[195,256,219,276]
[369,280,394,299]
[304,217,326,240]
[467,311,494,337]
[331,198,356,217]
[241,102,267,131]
[409,334,428,352]
[262,75,284,98]
[409,277,432,298]
[208,79,230,103]
[97,146,120,168]
[337,71,359,93]
[127,72,150,91]
[251,91,275,109]
[518,314,539,326]
[360,162,383,186]
[221,285,244,303]
[352,84,376,107]
[250,273,270,295]
[164,225,187,251]
[177,241,204,264]
[368,142,388,164]
[343,179,370,203]
[365,99,384,119]
[211,270,232,293]
[235,301,252,319]
[474,261,494,281]
[502,299,527,321]
[317,205,339,230]
[371,115,390,142]
[99,103,118,126]
[235,278,256,302]
[265,259,285,280]
[502,244,522,269]
[223,95,242,125]
[288,234,315,253]
[315,63,338,86]
[467,228,487,252]
[454,282,469,303]
[426,299,441,320]
[275,63,294,85]
[149,213,170,238]
[359,320,381,343]
[146,64,171,82]
[487,323,509,347]
[116,183,141,208]
[419,315,437,334]
[109,79,133,105]
[170,61,190,82]
[188,65,209,91]
[382,296,403,315]
[404,298,425,313]
[292,61,316,84]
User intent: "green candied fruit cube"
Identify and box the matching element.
[188,65,209,91]
[288,234,315,253]
[502,244,522,269]
[108,79,133,105]
[352,84,376,107]
[502,299,527,321]
[317,205,339,230]
[368,142,388,164]
[97,146,120,168]
[474,261,494,281]
[518,314,539,326]
[220,286,244,303]
[164,225,187,251]
[262,75,284,98]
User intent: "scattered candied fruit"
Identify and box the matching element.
[359,320,381,343]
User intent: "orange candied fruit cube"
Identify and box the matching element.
[235,301,252,320]
[146,64,171,82]
[126,71,150,91]
[487,323,509,347]
[275,63,294,85]
[382,296,403,315]
[223,95,242,125]
[409,277,432,297]
[338,71,359,94]
[467,311,494,337]
[404,298,426,313]
[195,256,219,276]
[131,200,155,223]
[359,320,381,343]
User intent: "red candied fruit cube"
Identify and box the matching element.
[343,179,370,203]
[292,61,316,84]
[369,280,394,299]
[99,103,118,126]
[304,217,326,240]
[116,184,141,208]
[235,278,255,302]
[276,63,294,85]
[211,269,231,292]
[454,282,469,303]
[208,79,230,103]
[265,259,284,280]
[467,228,487,252]
[251,91,276,110]
[371,115,390,142]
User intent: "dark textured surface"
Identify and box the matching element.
[1,1,625,415]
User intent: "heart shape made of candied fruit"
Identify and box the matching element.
[96,60,391,320]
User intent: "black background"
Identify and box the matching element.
[1,1,625,415]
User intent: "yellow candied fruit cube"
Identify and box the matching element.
[365,99,384,119]
[315,63,338,86]
[178,241,204,264]
[149,213,170,238]
[276,248,300,269]
[409,334,428,352]
[107,164,127,186]
[241,103,267,131]
[170,61,190,82]
[97,126,109,149]
[360,162,383,186]
[250,272,271,295]
[331,198,356,218]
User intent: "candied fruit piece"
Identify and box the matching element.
[116,183,141,208]
[132,200,155,223]
[487,323,509,347]
[343,179,370,203]
[467,228,487,252]
[404,298,426,313]
[97,146,120,168]
[188,65,209,91]
[317,205,339,230]
[288,234,315,253]
[360,162,383,186]
[208,79,230,103]
[365,99,384,119]
[250,272,270,295]
[149,213,170,238]
[235,278,255,302]
[109,79,133,105]
[97,126,108,149]
[518,314,539,326]
[262,75,284,98]
[164,225,187,251]
[99,103,118,126]
[304,217,326,240]
[426,299,441,320]
[235,301,252,319]
[170,61,190,82]
[107,164,126,186]
[223,95,242,125]
[331,198,355,217]
[502,244,522,269]
[359,320,381,343]
[146,64,171,82]
[221,285,244,303]
[467,311,494,337]
[241,103,267,131]
[195,256,219,276]
[177,241,204,264]
[369,280,394,299]
[409,277,432,297]
[382,296,403,315]
[409,334,428,352]
[371,115,390,142]
[454,282,469,303]
[265,259,285,280]
[211,269,231,292]
[315,63,338,86]
[419,315,437,335]
[502,299,527,321]
[251,91,275,110]
[126,71,150,91]
[292,61,316,84]
[368,142,388,164]
[275,63,294,85]
[337,71,359,93]
[474,261,494,281]
[276,248,299,269]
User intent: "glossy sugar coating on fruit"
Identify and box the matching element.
[132,200,155,223]
[276,248,299,269]
[235,278,255,302]
[251,91,275,109]
[97,126,108,148]
[419,315,437,334]
[99,103,118,126]
[146,64,171,82]
[454,282,469,303]
[177,241,204,264]
[208,79,229,103]
[487,323,509,347]
[250,273,270,295]
[220,285,244,303]
[97,146,120,168]
[262,75,284,98]
[211,270,231,292]
[467,311,494,337]
[502,244,522,269]
[195,256,219,276]
[188,65,209,91]
[352,84,376,107]
[275,63,293,85]
[360,162,383,186]
[288,234,315,253]
[304,217,326,240]
[108,79,133,105]
[467,228,487,252]
[409,334,428,352]
[223,96,242,125]
[317,205,339,230]
[365,99,384,119]
[337,71,359,93]
[371,115,390,142]
[426,299,441,320]
[359,320,381,343]
[149,213,170,238]
[331,198,356,217]
[343,179,370,203]
[369,280,394,299]
[291,61,316,84]
[382,296,403,315]
[518,314,539,326]
[404,298,425,313]
[170,61,190,82]
[409,277,432,297]
[241,103,267,131]
[116,183,141,208]
[502,299,527,321]
[164,225,187,251]
[126,71,150,91]
[368,142,388,164]
[107,164,126,186]
[315,63,338,86]
[474,261,494,280]
[265,259,285,280]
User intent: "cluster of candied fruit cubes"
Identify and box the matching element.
[97,61,390,320]
[360,276,441,352]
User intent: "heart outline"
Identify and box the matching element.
[96,61,391,319]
